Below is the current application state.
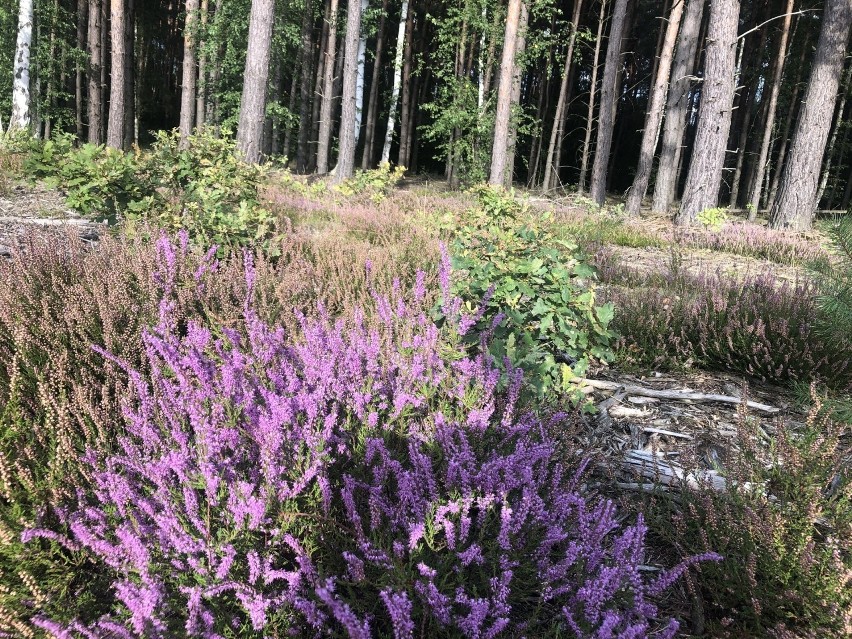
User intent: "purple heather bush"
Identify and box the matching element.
[26,236,716,638]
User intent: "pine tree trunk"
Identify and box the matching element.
[179,0,199,147]
[195,0,209,129]
[235,0,275,164]
[542,0,583,193]
[10,0,34,131]
[746,0,794,217]
[769,0,852,230]
[106,0,126,148]
[816,58,852,207]
[310,10,329,170]
[397,2,415,166]
[76,0,87,141]
[87,0,103,143]
[589,0,629,205]
[333,0,363,182]
[381,0,408,165]
[625,0,684,215]
[651,0,705,214]
[578,0,608,195]
[505,2,528,188]
[488,0,524,186]
[296,0,315,173]
[124,0,135,148]
[99,0,107,141]
[316,0,339,173]
[361,0,387,169]
[676,0,740,226]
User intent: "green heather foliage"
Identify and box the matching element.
[645,403,852,637]
[444,186,614,397]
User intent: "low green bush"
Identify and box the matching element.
[334,162,406,202]
[442,185,615,398]
[644,404,852,637]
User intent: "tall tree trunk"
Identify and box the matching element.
[625,0,685,215]
[196,0,209,129]
[236,0,275,164]
[99,0,107,142]
[179,0,199,147]
[282,70,298,157]
[652,0,706,213]
[397,1,415,166]
[488,0,524,186]
[76,0,87,141]
[589,0,630,205]
[578,0,608,195]
[542,0,583,192]
[124,0,135,148]
[816,58,852,206]
[361,0,388,169]
[296,0,315,173]
[769,0,852,230]
[310,7,330,170]
[505,2,529,188]
[106,0,126,148]
[87,0,103,143]
[746,0,794,218]
[381,0,409,165]
[316,0,339,173]
[676,0,740,226]
[354,0,369,145]
[333,0,363,182]
[10,0,34,131]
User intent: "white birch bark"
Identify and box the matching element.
[355,0,369,143]
[9,0,34,132]
[380,0,408,165]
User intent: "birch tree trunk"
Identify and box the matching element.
[746,0,794,218]
[179,0,199,147]
[541,0,583,193]
[354,0,369,144]
[316,0,339,173]
[505,2,529,188]
[361,0,388,168]
[769,0,852,230]
[676,0,740,226]
[589,0,630,206]
[381,0,409,165]
[333,0,363,182]
[625,0,685,215]
[107,0,127,148]
[651,0,705,213]
[10,0,34,132]
[87,0,103,143]
[578,0,608,195]
[397,2,415,166]
[488,0,524,186]
[296,0,315,173]
[236,0,275,164]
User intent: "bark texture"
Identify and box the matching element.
[361,0,388,168]
[296,0,315,173]
[489,0,524,186]
[381,0,409,165]
[589,0,630,205]
[236,0,275,164]
[179,0,199,147]
[316,0,339,173]
[578,0,608,194]
[333,0,363,182]
[676,0,740,226]
[769,0,852,230]
[87,0,103,143]
[107,0,127,148]
[625,0,685,215]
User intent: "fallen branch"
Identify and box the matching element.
[578,378,780,414]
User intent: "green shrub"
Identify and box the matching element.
[697,207,728,231]
[443,185,615,397]
[334,162,406,202]
[645,404,852,636]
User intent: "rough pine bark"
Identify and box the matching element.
[651,0,706,213]
[769,0,852,230]
[235,0,275,164]
[505,2,529,188]
[179,0,199,147]
[9,0,34,131]
[676,0,740,226]
[332,0,363,182]
[87,0,103,143]
[316,0,339,173]
[816,58,852,206]
[196,0,209,129]
[361,0,388,169]
[541,0,583,193]
[106,0,127,149]
[625,0,685,215]
[488,0,524,186]
[746,0,794,217]
[397,2,415,166]
[578,0,608,194]
[589,0,630,206]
